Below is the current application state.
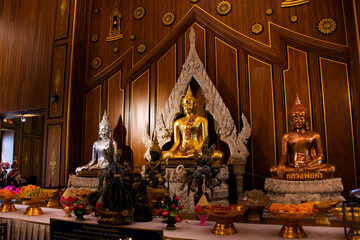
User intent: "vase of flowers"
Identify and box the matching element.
[68,198,92,221]
[195,205,210,226]
[155,195,184,230]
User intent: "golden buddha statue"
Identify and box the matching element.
[161,86,223,166]
[270,96,335,180]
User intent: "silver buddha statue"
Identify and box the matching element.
[76,111,118,175]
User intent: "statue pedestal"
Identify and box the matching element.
[264,178,345,204]
[68,175,99,192]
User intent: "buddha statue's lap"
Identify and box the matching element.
[161,86,223,166]
[270,96,335,181]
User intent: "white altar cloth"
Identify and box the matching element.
[0,204,346,240]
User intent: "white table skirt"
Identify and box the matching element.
[0,204,347,240]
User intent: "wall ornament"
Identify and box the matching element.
[318,17,337,35]
[290,15,298,23]
[134,6,146,20]
[190,0,199,3]
[281,0,309,8]
[138,43,147,54]
[265,9,273,16]
[130,34,136,41]
[106,0,123,42]
[143,27,251,196]
[91,33,99,43]
[92,56,102,70]
[162,12,176,26]
[251,23,264,35]
[216,1,232,16]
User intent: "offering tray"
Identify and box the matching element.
[47,188,65,208]
[239,200,267,223]
[20,196,48,216]
[270,211,316,238]
[202,204,247,235]
[311,200,340,226]
[0,195,18,212]
[332,207,360,239]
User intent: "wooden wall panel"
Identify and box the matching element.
[46,125,62,187]
[84,86,102,165]
[283,47,312,131]
[33,139,43,186]
[107,71,124,133]
[54,0,71,40]
[248,56,276,189]
[21,138,32,179]
[157,45,177,114]
[319,58,356,194]
[131,70,149,167]
[0,0,56,113]
[49,45,67,118]
[215,37,240,129]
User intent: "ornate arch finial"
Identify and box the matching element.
[189,27,196,50]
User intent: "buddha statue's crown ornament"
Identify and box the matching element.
[99,110,112,130]
[182,86,197,104]
[150,134,161,154]
[290,94,308,115]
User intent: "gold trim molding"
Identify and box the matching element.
[281,0,309,8]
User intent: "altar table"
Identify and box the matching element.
[0,204,347,240]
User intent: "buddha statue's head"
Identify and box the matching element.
[290,95,308,131]
[182,86,197,115]
[150,134,161,160]
[99,110,112,140]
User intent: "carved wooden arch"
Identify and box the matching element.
[143,27,251,194]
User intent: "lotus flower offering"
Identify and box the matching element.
[269,202,317,238]
[19,185,50,216]
[0,186,20,212]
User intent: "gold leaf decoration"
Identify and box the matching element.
[318,17,337,35]
[134,6,146,20]
[50,150,57,177]
[130,34,136,40]
[290,15,298,23]
[216,1,232,16]
[251,23,264,35]
[138,43,147,54]
[60,0,67,17]
[91,33,99,43]
[92,56,102,70]
[281,0,309,8]
[113,47,119,53]
[162,12,175,26]
[265,8,273,16]
[54,70,61,93]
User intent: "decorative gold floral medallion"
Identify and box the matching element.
[318,17,337,35]
[94,8,100,14]
[138,43,147,54]
[134,6,145,20]
[113,47,119,53]
[265,8,273,16]
[290,15,298,23]
[190,0,199,3]
[162,12,175,26]
[216,1,232,16]
[130,34,136,41]
[91,33,99,43]
[92,56,102,70]
[251,23,264,35]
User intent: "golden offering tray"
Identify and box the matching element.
[311,200,340,226]
[332,207,360,240]
[20,196,48,216]
[0,195,18,212]
[270,211,316,239]
[238,200,267,223]
[47,189,65,208]
[202,204,247,235]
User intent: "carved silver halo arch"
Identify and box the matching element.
[143,27,251,196]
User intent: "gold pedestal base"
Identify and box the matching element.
[0,199,16,212]
[24,205,43,216]
[279,220,306,239]
[247,212,261,223]
[47,198,62,208]
[346,227,360,240]
[212,217,237,235]
[314,211,331,226]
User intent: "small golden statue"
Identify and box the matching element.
[161,86,223,166]
[76,111,117,175]
[270,96,335,180]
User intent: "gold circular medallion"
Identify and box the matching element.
[92,56,102,70]
[91,34,98,43]
[290,15,298,23]
[190,0,199,3]
[318,17,337,35]
[251,23,264,35]
[134,6,146,20]
[138,43,147,54]
[216,1,232,16]
[265,8,273,16]
[130,34,136,41]
[113,47,119,53]
[94,8,100,15]
[162,12,175,26]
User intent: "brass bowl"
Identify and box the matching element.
[270,211,316,239]
[0,195,18,212]
[311,200,340,226]
[203,204,247,235]
[239,200,267,223]
[47,189,65,208]
[20,196,49,216]
[332,207,360,239]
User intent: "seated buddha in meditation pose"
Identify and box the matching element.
[270,96,335,180]
[76,111,117,175]
[161,86,223,165]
